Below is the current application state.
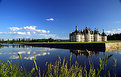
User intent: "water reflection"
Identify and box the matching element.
[0,44,105,60]
[1,44,33,49]
[9,52,50,60]
[0,44,56,60]
[70,49,99,58]
[0,44,121,76]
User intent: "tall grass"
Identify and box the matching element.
[0,54,117,77]
[0,60,25,77]
[42,54,116,77]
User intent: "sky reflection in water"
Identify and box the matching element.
[0,44,121,76]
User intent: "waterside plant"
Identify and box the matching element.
[43,54,116,77]
[0,54,116,77]
[0,60,25,77]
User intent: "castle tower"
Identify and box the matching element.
[94,28,100,42]
[75,26,81,42]
[84,27,91,42]
[102,29,107,41]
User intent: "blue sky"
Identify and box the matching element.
[0,0,121,39]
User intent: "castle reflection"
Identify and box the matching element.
[0,44,103,59]
[70,49,100,58]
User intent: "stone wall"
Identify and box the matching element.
[105,42,121,52]
[23,42,121,52]
[24,43,105,51]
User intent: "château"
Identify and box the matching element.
[69,26,107,42]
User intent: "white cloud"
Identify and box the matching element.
[55,37,69,39]
[18,51,26,54]
[9,27,22,31]
[9,26,50,34]
[10,55,19,59]
[0,32,31,35]
[33,32,36,34]
[23,26,36,30]
[0,26,58,39]
[35,29,50,33]
[46,18,54,21]
[24,52,50,60]
[38,34,56,38]
[0,47,57,60]
[105,28,121,34]
[27,32,31,35]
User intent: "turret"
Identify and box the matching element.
[75,26,78,32]
[102,29,107,41]
[94,28,100,41]
[102,29,106,36]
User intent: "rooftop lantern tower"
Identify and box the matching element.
[75,26,78,31]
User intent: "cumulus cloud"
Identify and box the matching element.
[38,34,56,38]
[0,26,57,39]
[9,27,22,31]
[9,26,50,34]
[23,26,36,30]
[46,18,54,21]
[105,28,121,34]
[0,32,31,35]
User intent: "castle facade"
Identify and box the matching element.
[69,26,107,42]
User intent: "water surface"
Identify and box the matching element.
[0,44,121,76]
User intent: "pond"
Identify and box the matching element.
[0,44,121,76]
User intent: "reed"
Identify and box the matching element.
[0,54,117,77]
[0,60,25,77]
[42,54,115,77]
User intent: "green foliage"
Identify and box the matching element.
[108,33,121,40]
[0,60,25,77]
[0,38,55,43]
[34,55,38,71]
[18,53,22,59]
[113,58,117,68]
[0,54,117,77]
[108,71,111,77]
[96,54,113,77]
[43,55,115,77]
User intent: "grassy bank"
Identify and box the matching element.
[19,40,121,44]
[0,54,117,77]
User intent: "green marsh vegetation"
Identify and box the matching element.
[0,53,117,77]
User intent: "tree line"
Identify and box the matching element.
[0,33,121,43]
[107,33,121,40]
[0,38,55,43]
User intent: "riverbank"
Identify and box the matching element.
[19,40,121,44]
[21,42,105,51]
[21,41,121,52]
[106,42,121,52]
